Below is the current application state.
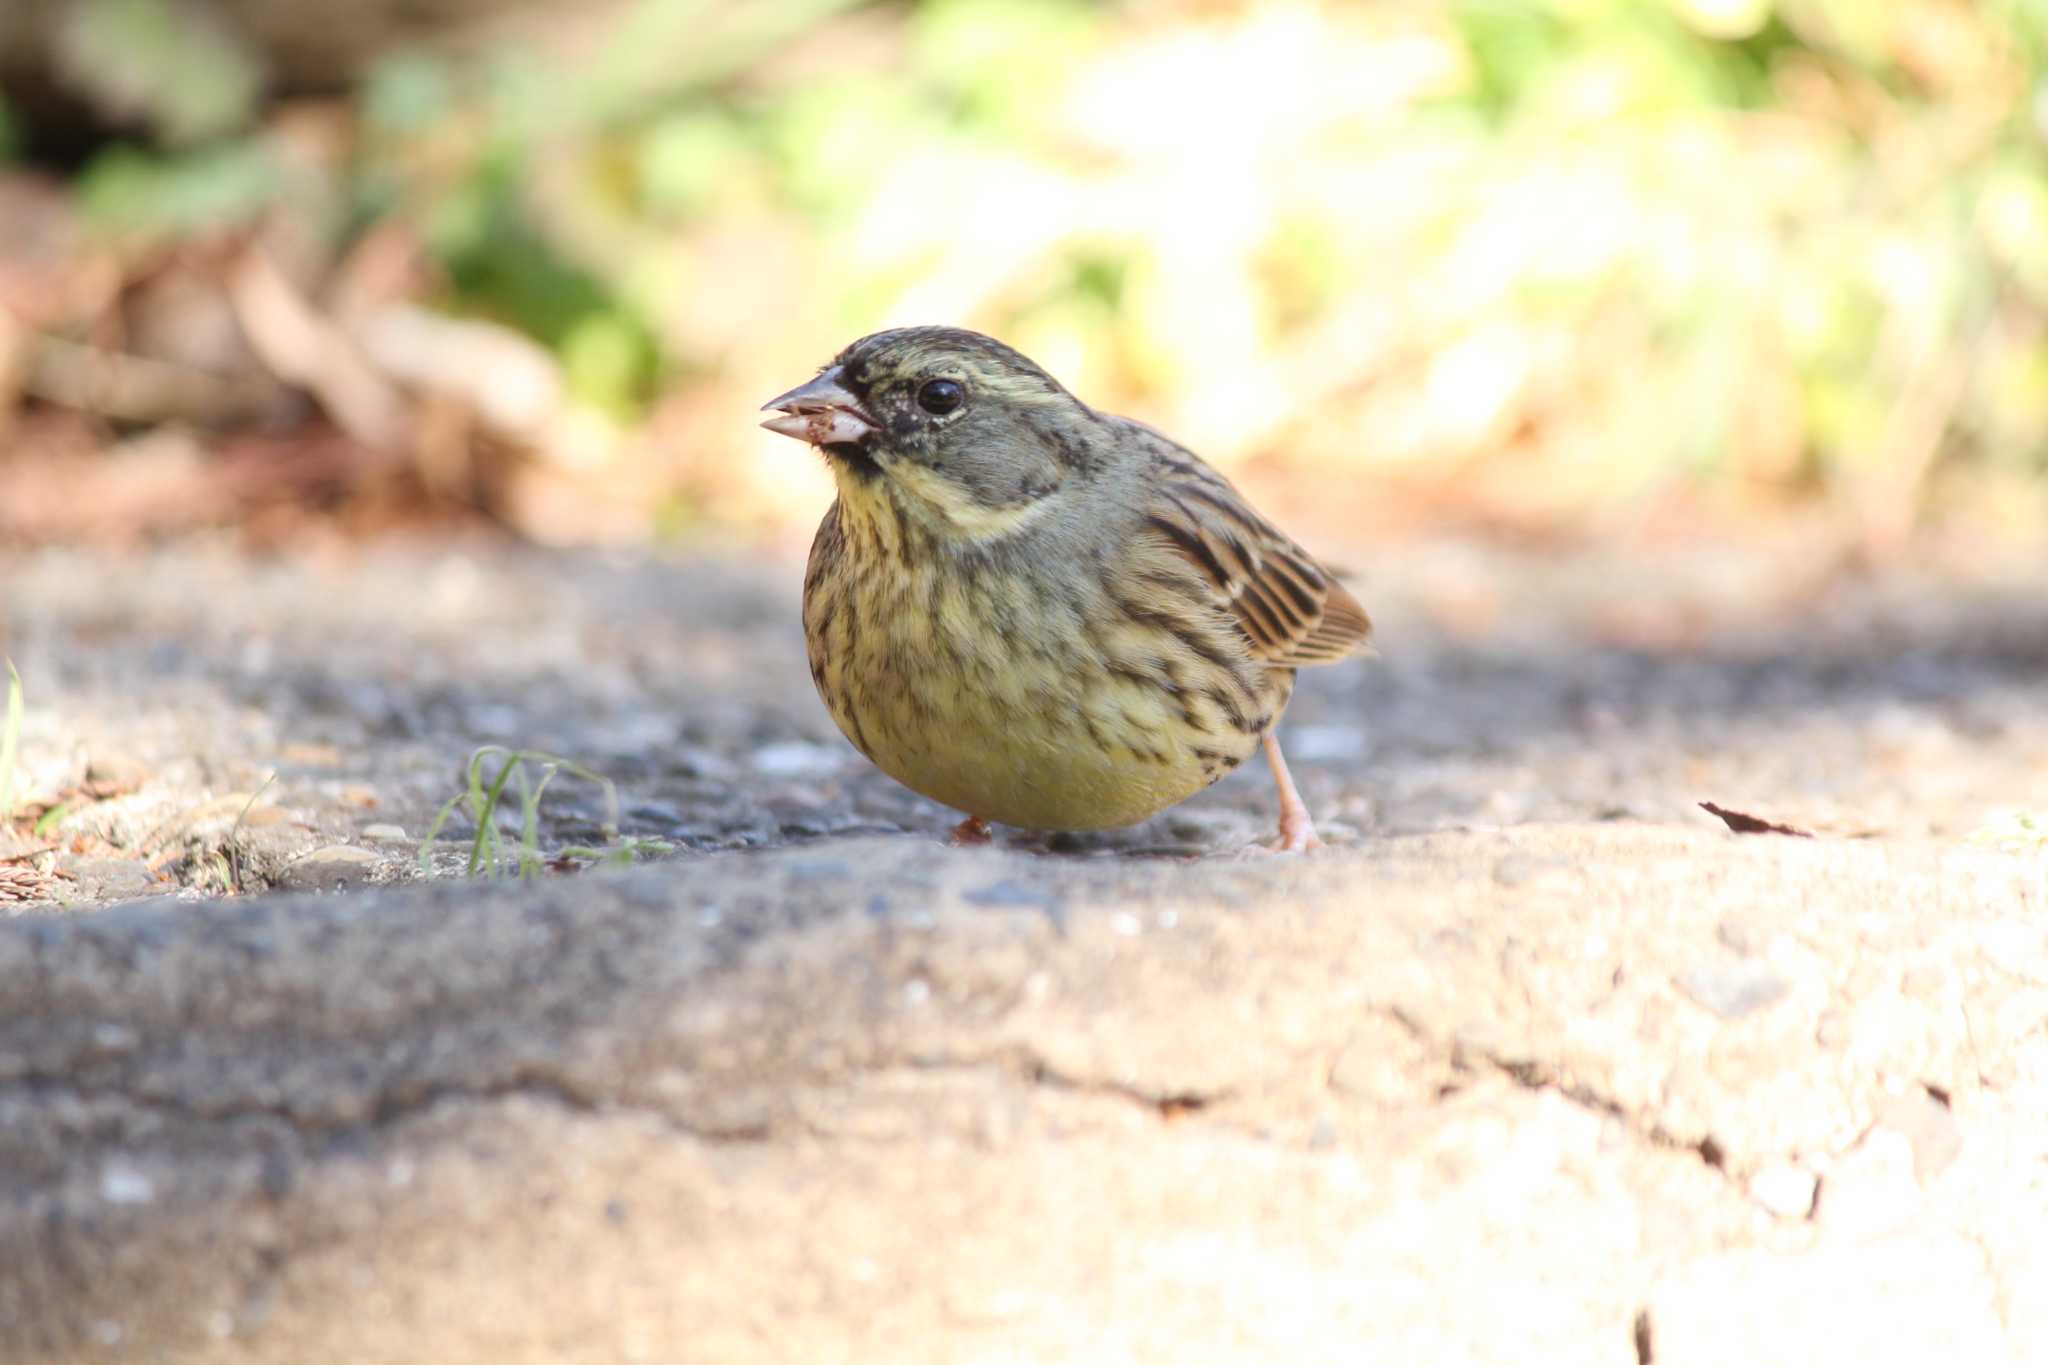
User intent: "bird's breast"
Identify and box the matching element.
[802,506,1286,831]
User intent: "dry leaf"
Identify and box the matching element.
[1700,802,1814,838]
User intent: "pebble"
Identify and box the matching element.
[58,856,158,902]
[98,1160,156,1205]
[1875,1088,1962,1183]
[749,741,844,777]
[1676,958,1791,1020]
[361,824,409,842]
[84,752,151,790]
[276,845,382,892]
[1748,1162,1819,1219]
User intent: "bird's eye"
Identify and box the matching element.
[917,379,964,416]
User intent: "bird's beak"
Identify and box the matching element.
[760,368,877,446]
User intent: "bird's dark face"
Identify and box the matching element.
[762,326,1100,538]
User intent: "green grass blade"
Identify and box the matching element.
[33,801,74,839]
[519,763,561,879]
[420,746,637,882]
[467,746,521,878]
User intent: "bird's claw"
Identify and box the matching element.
[949,815,993,846]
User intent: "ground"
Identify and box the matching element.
[1,530,2045,1362]
[6,532,2045,880]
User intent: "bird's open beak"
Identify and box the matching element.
[760,368,877,446]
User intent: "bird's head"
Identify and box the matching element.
[761,326,1099,539]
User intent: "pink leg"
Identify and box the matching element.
[950,814,993,845]
[1263,731,1321,853]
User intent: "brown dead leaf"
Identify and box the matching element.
[1699,802,1815,838]
[0,863,52,902]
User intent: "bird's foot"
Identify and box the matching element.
[1262,809,1323,854]
[949,815,993,846]
[1254,730,1323,854]
[1233,815,1323,858]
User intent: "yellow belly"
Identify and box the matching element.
[851,682,1242,830]
[826,661,1261,831]
[806,578,1285,832]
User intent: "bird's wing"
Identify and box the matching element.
[1130,427,1373,668]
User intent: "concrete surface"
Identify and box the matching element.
[0,535,2044,1361]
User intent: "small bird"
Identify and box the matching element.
[761,326,1370,851]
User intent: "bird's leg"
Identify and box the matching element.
[1263,731,1322,853]
[950,815,993,845]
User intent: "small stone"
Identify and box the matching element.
[58,856,157,902]
[1715,916,1758,955]
[1875,1088,1962,1184]
[750,741,844,777]
[1748,1162,1818,1219]
[88,1023,140,1055]
[277,845,382,892]
[1328,1040,1403,1102]
[361,824,409,842]
[1676,958,1790,1020]
[84,752,150,790]
[99,1160,155,1205]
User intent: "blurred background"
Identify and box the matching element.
[1,0,2045,558]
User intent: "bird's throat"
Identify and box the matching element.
[824,441,882,481]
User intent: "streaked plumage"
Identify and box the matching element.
[763,326,1370,849]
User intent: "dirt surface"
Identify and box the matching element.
[1,531,2045,1362]
[3,533,2044,885]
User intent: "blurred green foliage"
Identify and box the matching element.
[15,0,2048,532]
[57,0,262,145]
[76,140,279,241]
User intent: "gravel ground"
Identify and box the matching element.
[1,531,2044,904]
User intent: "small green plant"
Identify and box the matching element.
[419,746,666,880]
[0,660,22,822]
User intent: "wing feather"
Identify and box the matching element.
[1127,426,1372,668]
